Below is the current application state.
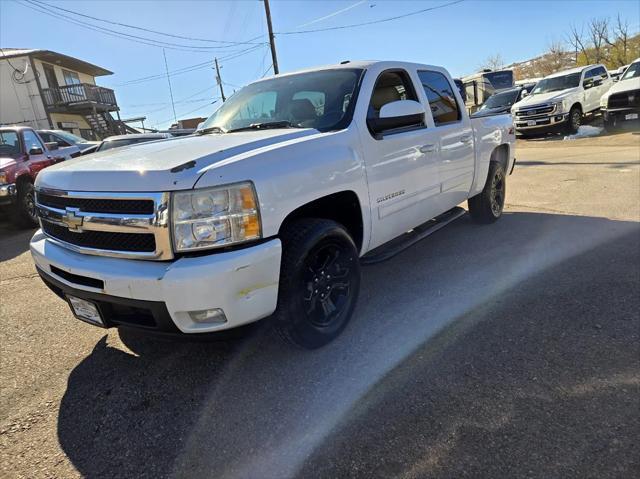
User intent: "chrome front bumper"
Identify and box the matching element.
[514,113,568,130]
[0,183,16,205]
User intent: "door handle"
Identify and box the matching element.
[419,144,436,153]
[460,135,472,144]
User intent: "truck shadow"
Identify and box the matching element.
[0,221,36,262]
[56,212,640,478]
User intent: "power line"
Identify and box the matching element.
[277,0,466,35]
[29,0,264,46]
[162,49,178,125]
[154,100,218,128]
[116,45,265,87]
[20,0,266,52]
[261,63,274,78]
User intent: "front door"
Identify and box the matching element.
[22,130,55,176]
[416,69,475,211]
[358,69,443,250]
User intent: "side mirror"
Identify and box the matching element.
[44,142,59,151]
[28,147,44,155]
[368,100,425,136]
[521,90,529,98]
[583,79,594,89]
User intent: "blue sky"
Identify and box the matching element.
[1,0,639,129]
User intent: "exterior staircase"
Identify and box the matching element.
[84,111,138,139]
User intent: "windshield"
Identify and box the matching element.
[484,71,514,90]
[532,73,581,95]
[620,61,640,81]
[480,89,519,110]
[199,68,363,133]
[55,131,90,144]
[96,137,160,152]
[0,131,24,159]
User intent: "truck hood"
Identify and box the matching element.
[0,157,17,171]
[513,87,580,109]
[36,129,317,192]
[602,77,640,100]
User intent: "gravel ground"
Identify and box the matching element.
[0,132,639,478]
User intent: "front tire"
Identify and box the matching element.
[12,181,39,228]
[468,162,506,224]
[274,219,361,349]
[565,106,582,134]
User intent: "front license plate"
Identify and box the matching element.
[527,120,537,126]
[625,113,638,120]
[67,296,104,326]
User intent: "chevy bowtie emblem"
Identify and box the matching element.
[62,208,84,232]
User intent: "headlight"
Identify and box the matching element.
[600,95,608,108]
[0,172,7,184]
[553,101,565,114]
[171,182,261,252]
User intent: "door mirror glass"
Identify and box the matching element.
[44,142,59,151]
[28,147,44,155]
[368,100,425,135]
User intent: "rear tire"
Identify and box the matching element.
[468,162,506,224]
[11,181,38,228]
[274,218,361,349]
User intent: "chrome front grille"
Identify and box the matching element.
[35,189,173,260]
[514,103,556,118]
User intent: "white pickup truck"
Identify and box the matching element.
[30,61,515,349]
[511,64,612,135]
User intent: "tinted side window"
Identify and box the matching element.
[418,70,461,126]
[38,132,53,143]
[23,130,45,152]
[368,70,418,119]
[593,66,608,78]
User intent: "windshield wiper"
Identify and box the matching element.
[196,126,226,135]
[227,120,298,133]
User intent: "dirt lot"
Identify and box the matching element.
[1,132,639,478]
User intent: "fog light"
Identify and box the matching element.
[188,308,227,324]
[556,116,563,122]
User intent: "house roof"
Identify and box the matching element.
[0,48,113,76]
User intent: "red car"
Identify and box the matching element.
[0,126,63,227]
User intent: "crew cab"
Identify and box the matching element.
[511,64,612,135]
[600,58,640,131]
[0,126,62,227]
[30,61,515,349]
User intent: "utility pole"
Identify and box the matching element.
[162,49,178,125]
[214,58,226,102]
[263,0,279,74]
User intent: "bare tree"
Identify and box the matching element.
[479,53,505,71]
[609,14,631,66]
[567,24,590,65]
[537,40,568,76]
[588,17,609,63]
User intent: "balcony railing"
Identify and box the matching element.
[42,83,117,109]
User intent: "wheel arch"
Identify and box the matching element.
[490,143,510,171]
[278,190,364,253]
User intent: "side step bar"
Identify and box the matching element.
[361,207,466,265]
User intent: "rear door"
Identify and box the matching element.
[416,69,475,211]
[358,68,443,250]
[583,66,610,112]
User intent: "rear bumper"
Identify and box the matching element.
[0,183,16,206]
[30,231,282,334]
